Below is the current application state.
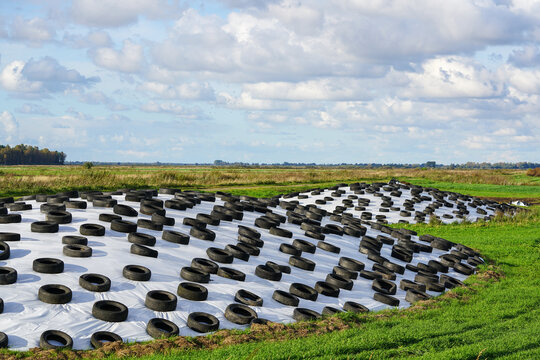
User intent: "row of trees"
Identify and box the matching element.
[0,144,66,165]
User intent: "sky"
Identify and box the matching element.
[0,0,539,164]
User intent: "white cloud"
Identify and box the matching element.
[71,0,178,27]
[140,101,207,119]
[0,111,18,140]
[138,81,215,100]
[10,17,55,45]
[16,103,52,115]
[91,40,145,73]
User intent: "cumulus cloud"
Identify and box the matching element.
[9,16,55,45]
[63,31,112,48]
[140,101,208,119]
[16,103,52,115]
[71,0,179,27]
[138,81,215,100]
[0,57,99,96]
[0,111,18,141]
[91,40,145,73]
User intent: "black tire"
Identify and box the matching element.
[399,279,426,292]
[180,267,210,283]
[217,267,246,281]
[272,290,299,306]
[292,239,316,254]
[289,283,318,301]
[326,273,353,290]
[440,274,465,289]
[177,282,208,301]
[0,214,21,224]
[145,290,177,311]
[235,242,260,256]
[40,330,73,349]
[322,306,342,316]
[372,279,397,295]
[0,241,10,260]
[224,244,250,261]
[130,244,158,258]
[305,230,325,241]
[62,235,88,245]
[266,261,291,274]
[191,258,219,274]
[343,301,369,313]
[405,289,431,303]
[140,204,165,216]
[65,200,87,209]
[424,281,445,292]
[123,265,151,281]
[359,270,383,280]
[31,221,59,233]
[92,300,128,322]
[45,210,72,224]
[315,281,340,297]
[79,273,111,292]
[391,247,413,263]
[99,213,122,223]
[382,261,405,275]
[187,312,220,333]
[453,262,475,275]
[289,255,316,271]
[33,258,64,274]
[80,223,105,236]
[128,232,156,246]
[196,213,219,226]
[111,219,137,233]
[183,217,207,229]
[206,247,233,263]
[235,289,263,306]
[152,213,175,226]
[93,198,117,208]
[332,265,358,280]
[317,241,341,254]
[238,234,264,248]
[7,202,32,211]
[339,257,365,272]
[0,332,6,348]
[293,307,321,322]
[280,243,301,256]
[225,303,257,325]
[162,230,190,245]
[373,292,400,306]
[254,264,282,281]
[238,225,261,239]
[146,318,179,339]
[137,219,163,231]
[38,284,72,304]
[63,244,92,258]
[269,227,293,238]
[90,331,122,349]
[0,232,20,241]
[190,227,216,241]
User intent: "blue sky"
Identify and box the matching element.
[0,0,539,163]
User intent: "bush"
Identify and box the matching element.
[526,167,540,176]
[83,162,94,170]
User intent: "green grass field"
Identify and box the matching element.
[0,167,538,359]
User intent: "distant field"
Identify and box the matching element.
[1,166,539,201]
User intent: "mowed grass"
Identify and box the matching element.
[114,211,540,360]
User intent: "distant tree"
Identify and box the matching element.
[0,144,66,165]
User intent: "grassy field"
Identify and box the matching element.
[0,166,538,359]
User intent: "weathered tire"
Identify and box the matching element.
[180,267,210,283]
[238,234,264,248]
[332,265,358,280]
[187,312,219,333]
[137,219,163,231]
[157,232,187,247]
[90,331,122,349]
[293,307,321,321]
[453,262,475,275]
[289,283,318,301]
[111,219,137,233]
[372,279,397,295]
[79,273,111,292]
[64,201,87,209]
[130,244,157,258]
[62,235,88,245]
[38,284,72,304]
[272,290,299,306]
[191,258,219,274]
[399,279,426,292]
[92,300,128,322]
[326,273,353,290]
[80,223,105,236]
[292,239,316,253]
[338,257,365,272]
[0,332,6,348]
[289,255,316,271]
[33,258,63,274]
[269,227,293,238]
[254,264,282,281]
[0,232,20,241]
[40,330,73,349]
[322,306,342,316]
[236,242,260,256]
[266,261,291,274]
[196,213,219,226]
[0,214,21,224]
[280,243,301,256]
[217,267,246,281]
[343,301,369,313]
[123,265,151,281]
[177,282,208,301]
[235,289,263,306]
[63,244,92,258]
[190,227,216,241]
[152,213,175,226]
[31,221,59,233]
[146,318,179,339]
[145,290,177,311]
[238,225,261,239]
[0,241,10,260]
[45,211,72,224]
[405,289,431,303]
[225,303,257,325]
[128,232,156,246]
[373,292,400,306]
[224,244,250,261]
[317,241,340,254]
[206,247,234,263]
[315,281,340,297]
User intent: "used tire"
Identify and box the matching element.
[79,273,111,292]
[0,214,21,224]
[62,235,88,245]
[373,292,400,306]
[225,303,257,325]
[191,258,219,274]
[0,241,10,260]
[272,290,299,306]
[80,223,105,236]
[113,204,138,217]
[162,230,190,245]
[33,258,63,274]
[45,211,72,224]
[38,284,72,304]
[137,219,163,231]
[289,283,318,301]
[190,227,216,241]
[128,232,156,246]
[225,244,250,261]
[177,282,208,301]
[317,241,340,254]
[217,267,246,281]
[40,330,73,349]
[235,289,263,306]
[314,281,340,297]
[63,244,92,258]
[145,290,177,311]
[180,267,210,283]
[289,255,316,271]
[130,244,157,258]
[405,289,431,303]
[207,247,234,263]
[111,219,137,233]
[123,265,151,281]
[187,312,220,333]
[146,318,179,339]
[90,331,122,349]
[0,232,20,241]
[343,301,369,313]
[292,307,321,321]
[92,300,128,322]
[254,264,282,281]
[326,273,353,290]
[31,221,59,233]
[338,257,365,272]
[372,279,397,295]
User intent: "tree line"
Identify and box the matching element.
[0,144,66,165]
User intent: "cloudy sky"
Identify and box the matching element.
[0,0,539,163]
